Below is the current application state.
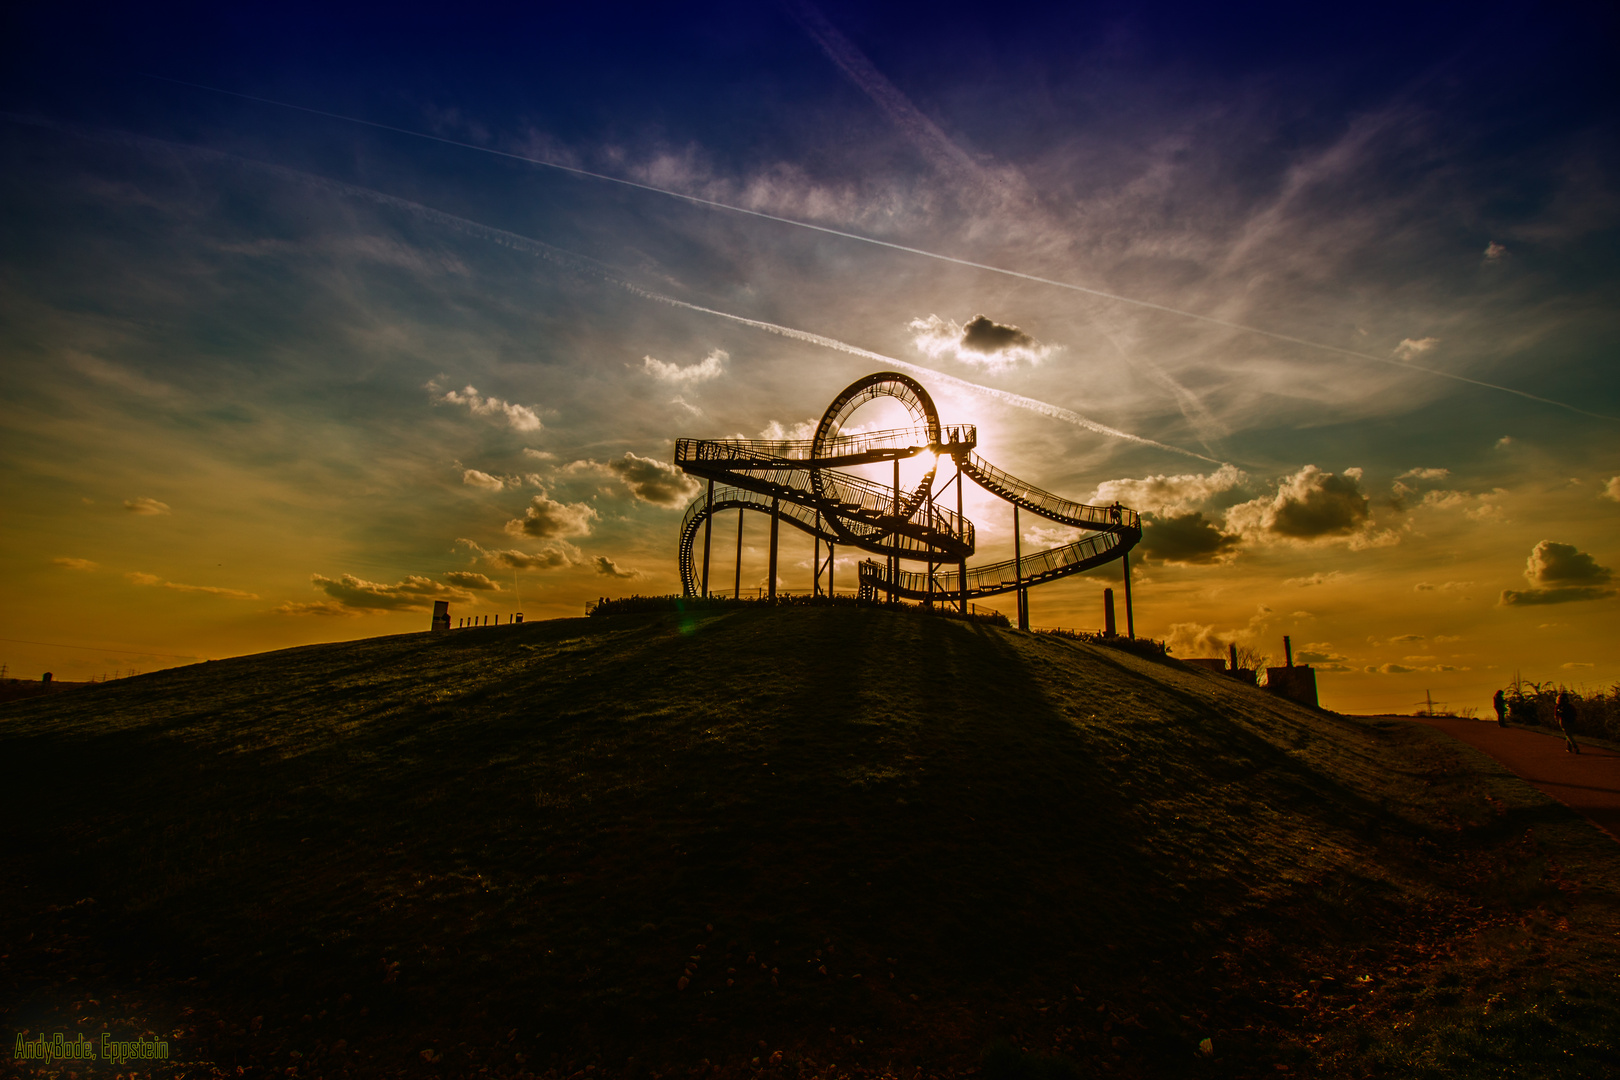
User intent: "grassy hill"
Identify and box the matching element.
[2,604,1617,1079]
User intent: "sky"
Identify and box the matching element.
[1,1,1616,713]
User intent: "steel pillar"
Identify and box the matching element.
[1014,503,1028,630]
[768,498,780,602]
[701,478,713,598]
[1122,550,1134,639]
[733,508,744,598]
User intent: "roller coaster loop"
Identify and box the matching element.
[673,372,1141,631]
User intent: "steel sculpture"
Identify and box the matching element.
[673,372,1141,630]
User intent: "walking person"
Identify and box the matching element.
[1554,690,1581,754]
[1492,688,1508,728]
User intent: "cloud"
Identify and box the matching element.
[462,469,507,491]
[759,418,819,441]
[1604,476,1620,502]
[1139,512,1240,565]
[442,571,502,591]
[1284,571,1343,588]
[1484,241,1507,260]
[593,556,641,579]
[1562,662,1594,669]
[1089,464,1245,516]
[53,557,99,571]
[294,573,472,613]
[125,571,258,599]
[523,448,555,461]
[1398,467,1449,481]
[1164,622,1227,658]
[644,349,726,383]
[1366,663,1416,674]
[505,493,598,539]
[1500,540,1615,605]
[605,453,701,507]
[908,313,1053,370]
[457,538,582,570]
[1226,466,1370,541]
[1388,633,1426,643]
[1296,644,1350,665]
[124,497,171,515]
[1393,337,1439,360]
[1414,581,1474,593]
[430,381,542,432]
[1495,436,1513,449]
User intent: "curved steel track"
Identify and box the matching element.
[674,372,1140,605]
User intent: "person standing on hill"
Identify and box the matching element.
[1554,690,1580,754]
[1493,688,1508,727]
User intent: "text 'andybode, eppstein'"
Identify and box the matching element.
[14,1032,170,1064]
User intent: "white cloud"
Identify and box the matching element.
[1603,476,1620,502]
[1398,467,1450,481]
[1089,464,1245,516]
[504,493,598,539]
[643,349,726,383]
[53,557,99,571]
[1484,241,1507,260]
[759,418,819,441]
[1393,337,1439,360]
[430,381,542,432]
[124,497,171,516]
[462,469,507,491]
[457,538,582,570]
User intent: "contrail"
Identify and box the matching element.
[139,74,1617,422]
[4,111,1217,460]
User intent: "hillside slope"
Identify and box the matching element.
[3,605,1617,1078]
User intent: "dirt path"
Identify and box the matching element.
[1395,716,1620,843]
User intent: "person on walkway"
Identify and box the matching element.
[1493,688,1508,727]
[1554,690,1581,754]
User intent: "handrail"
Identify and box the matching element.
[960,453,1137,532]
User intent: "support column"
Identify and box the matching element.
[891,458,901,605]
[957,460,968,616]
[734,507,744,599]
[1122,550,1135,640]
[813,512,821,597]
[828,542,835,596]
[1014,503,1028,630]
[701,478,714,598]
[768,498,780,602]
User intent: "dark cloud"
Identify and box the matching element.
[443,571,501,591]
[959,315,1037,355]
[456,538,580,570]
[1226,466,1374,542]
[1140,512,1240,565]
[1500,540,1614,606]
[505,494,597,539]
[299,573,472,613]
[593,556,640,579]
[1268,467,1370,538]
[606,453,700,508]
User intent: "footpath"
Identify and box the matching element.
[1399,716,1620,844]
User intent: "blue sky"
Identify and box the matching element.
[2,1,1616,711]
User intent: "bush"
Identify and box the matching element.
[1499,678,1620,741]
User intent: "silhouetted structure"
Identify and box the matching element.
[674,372,1141,630]
[431,600,451,632]
[1265,636,1318,708]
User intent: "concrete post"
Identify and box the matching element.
[1284,635,1293,667]
[735,507,744,599]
